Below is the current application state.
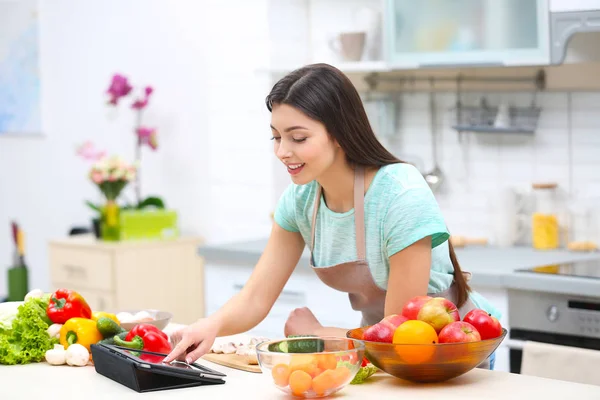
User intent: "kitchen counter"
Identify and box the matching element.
[3,324,600,399]
[199,239,600,297]
[2,343,600,399]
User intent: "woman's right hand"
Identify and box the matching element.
[163,317,220,364]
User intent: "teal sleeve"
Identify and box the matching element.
[383,187,450,257]
[274,184,300,233]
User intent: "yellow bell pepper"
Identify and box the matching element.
[92,311,120,324]
[60,317,103,352]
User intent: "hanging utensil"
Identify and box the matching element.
[423,78,445,192]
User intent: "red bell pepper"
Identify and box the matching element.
[114,323,172,362]
[46,288,92,324]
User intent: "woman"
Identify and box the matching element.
[164,63,500,369]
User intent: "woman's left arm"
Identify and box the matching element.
[384,236,431,316]
[293,237,432,337]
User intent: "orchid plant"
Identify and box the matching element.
[106,73,159,205]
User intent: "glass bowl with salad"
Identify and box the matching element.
[256,336,366,398]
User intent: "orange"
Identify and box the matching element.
[289,354,318,368]
[331,366,352,386]
[312,369,337,396]
[289,354,320,377]
[316,353,338,371]
[271,363,290,387]
[289,370,312,396]
[392,320,438,364]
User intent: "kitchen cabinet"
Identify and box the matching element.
[471,285,510,372]
[549,2,600,63]
[204,262,362,338]
[383,0,551,68]
[550,0,600,12]
[48,235,205,324]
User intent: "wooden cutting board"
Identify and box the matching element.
[202,353,262,373]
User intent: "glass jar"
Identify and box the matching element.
[567,197,599,252]
[531,183,560,250]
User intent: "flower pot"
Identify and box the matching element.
[100,200,121,241]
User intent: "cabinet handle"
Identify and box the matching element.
[98,297,106,311]
[63,265,87,280]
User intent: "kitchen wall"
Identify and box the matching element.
[0,0,276,293]
[269,0,600,248]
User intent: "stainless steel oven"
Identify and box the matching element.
[507,261,600,374]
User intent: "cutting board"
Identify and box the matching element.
[202,353,262,373]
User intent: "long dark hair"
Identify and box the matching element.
[265,63,471,307]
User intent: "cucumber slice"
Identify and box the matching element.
[268,336,325,353]
[268,341,289,352]
[287,339,324,353]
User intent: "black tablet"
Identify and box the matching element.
[91,343,226,393]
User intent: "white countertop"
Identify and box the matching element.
[2,325,600,399]
[2,351,600,399]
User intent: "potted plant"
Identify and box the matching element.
[87,155,137,241]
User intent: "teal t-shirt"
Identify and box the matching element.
[274,163,500,319]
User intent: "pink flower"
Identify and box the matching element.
[77,141,106,161]
[136,126,158,150]
[131,86,154,110]
[91,171,104,184]
[107,74,132,105]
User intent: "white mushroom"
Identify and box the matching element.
[221,342,238,354]
[65,344,90,366]
[24,289,45,301]
[45,344,67,366]
[47,324,62,340]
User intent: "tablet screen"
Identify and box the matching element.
[113,346,226,378]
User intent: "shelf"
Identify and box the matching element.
[451,125,536,134]
[334,61,389,73]
[257,61,389,76]
[550,9,600,64]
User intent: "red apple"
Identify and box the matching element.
[438,321,481,343]
[363,314,408,343]
[383,314,408,329]
[417,297,460,333]
[401,295,432,320]
[463,309,503,340]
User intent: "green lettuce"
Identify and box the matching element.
[0,302,21,331]
[0,297,57,365]
[350,365,378,384]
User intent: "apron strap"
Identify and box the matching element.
[310,185,321,265]
[354,166,366,260]
[310,166,367,264]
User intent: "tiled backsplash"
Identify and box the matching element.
[272,90,600,247]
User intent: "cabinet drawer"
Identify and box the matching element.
[50,247,114,291]
[50,283,116,312]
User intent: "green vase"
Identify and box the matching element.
[100,200,121,241]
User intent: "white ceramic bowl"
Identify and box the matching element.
[116,309,173,331]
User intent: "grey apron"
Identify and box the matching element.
[308,166,491,369]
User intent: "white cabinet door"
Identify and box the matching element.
[470,285,510,372]
[550,0,600,12]
[384,0,550,68]
[204,263,363,336]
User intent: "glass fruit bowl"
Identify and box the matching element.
[256,337,365,398]
[346,326,507,383]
